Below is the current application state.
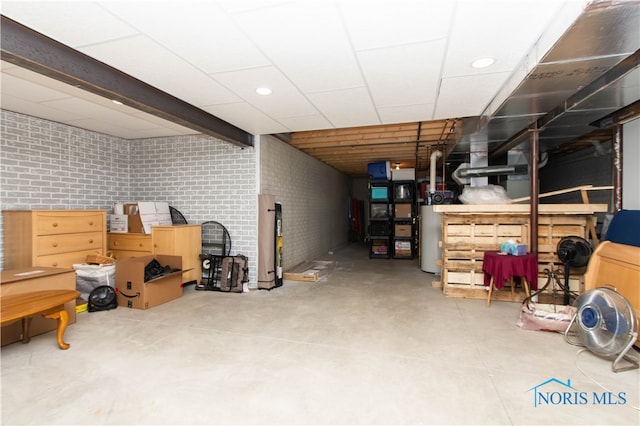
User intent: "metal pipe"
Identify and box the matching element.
[530,127,540,255]
[613,125,623,213]
[429,151,442,193]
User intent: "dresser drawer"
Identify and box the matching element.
[110,249,152,260]
[108,234,152,252]
[36,212,105,235]
[36,232,104,256]
[34,249,104,268]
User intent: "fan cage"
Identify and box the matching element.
[567,287,639,372]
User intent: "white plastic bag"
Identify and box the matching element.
[73,263,116,301]
[458,185,512,204]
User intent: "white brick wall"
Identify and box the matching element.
[2,111,346,277]
[128,135,257,283]
[259,135,349,270]
[0,110,130,268]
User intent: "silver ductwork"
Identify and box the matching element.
[452,163,529,185]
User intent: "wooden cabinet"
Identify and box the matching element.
[108,224,202,285]
[2,210,107,269]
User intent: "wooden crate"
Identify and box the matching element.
[433,204,608,301]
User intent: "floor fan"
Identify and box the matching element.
[565,287,639,372]
[556,236,592,305]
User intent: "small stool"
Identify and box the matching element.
[483,251,538,307]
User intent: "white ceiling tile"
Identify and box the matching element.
[340,0,454,50]
[100,1,271,74]
[277,114,333,132]
[42,97,144,121]
[216,0,290,14]
[307,87,379,128]
[0,93,84,122]
[1,73,71,103]
[378,103,434,124]
[2,1,138,47]
[79,35,241,106]
[358,40,446,107]
[210,66,318,118]
[0,0,620,154]
[203,102,288,135]
[435,72,511,119]
[65,117,187,139]
[230,1,364,92]
[444,0,574,77]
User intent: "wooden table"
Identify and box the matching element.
[483,251,538,307]
[0,290,80,349]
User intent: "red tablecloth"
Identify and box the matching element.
[482,251,538,290]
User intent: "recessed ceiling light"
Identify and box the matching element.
[471,57,495,69]
[256,87,272,95]
[111,99,123,105]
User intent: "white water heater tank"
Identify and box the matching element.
[420,205,441,274]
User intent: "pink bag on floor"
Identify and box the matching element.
[517,302,576,333]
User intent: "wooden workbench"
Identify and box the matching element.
[432,203,608,301]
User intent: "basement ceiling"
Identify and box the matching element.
[1,1,639,177]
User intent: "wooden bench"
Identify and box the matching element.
[0,290,80,350]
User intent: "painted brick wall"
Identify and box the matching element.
[128,135,257,282]
[0,110,349,284]
[259,135,350,270]
[0,110,130,268]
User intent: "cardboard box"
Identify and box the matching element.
[394,203,412,218]
[391,168,415,181]
[124,203,145,233]
[395,224,412,237]
[394,240,412,257]
[108,214,128,233]
[115,255,183,310]
[125,202,172,234]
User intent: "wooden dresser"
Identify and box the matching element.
[3,210,107,269]
[108,224,202,285]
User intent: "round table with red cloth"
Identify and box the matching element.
[482,251,538,290]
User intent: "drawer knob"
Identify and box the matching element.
[89,221,94,225]
[53,243,58,247]
[139,243,143,247]
[52,262,58,267]
[52,223,58,227]
[89,239,94,243]
[113,242,118,246]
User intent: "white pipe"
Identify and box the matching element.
[429,151,442,193]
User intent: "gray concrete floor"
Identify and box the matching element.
[1,243,639,425]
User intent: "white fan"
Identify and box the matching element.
[565,287,639,373]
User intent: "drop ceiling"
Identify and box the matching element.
[1,0,639,177]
